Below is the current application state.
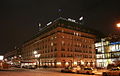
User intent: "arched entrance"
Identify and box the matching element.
[90,61,93,67]
[77,61,81,66]
[68,60,72,67]
[54,60,57,68]
[85,61,88,66]
[50,60,52,67]
[61,60,66,67]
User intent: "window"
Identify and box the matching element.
[62,41,65,45]
[67,48,69,51]
[51,37,54,40]
[61,53,65,57]
[54,48,57,51]
[51,42,54,46]
[61,48,65,51]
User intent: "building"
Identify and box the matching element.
[0,55,4,69]
[22,17,97,68]
[4,49,17,61]
[95,35,120,68]
[4,47,22,66]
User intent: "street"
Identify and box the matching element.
[0,68,102,76]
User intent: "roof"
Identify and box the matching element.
[23,17,104,44]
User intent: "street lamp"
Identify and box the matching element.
[116,23,120,35]
[34,51,37,55]
[33,51,41,68]
[116,23,120,28]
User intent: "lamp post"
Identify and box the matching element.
[115,23,120,65]
[116,23,120,33]
[115,23,120,41]
[34,51,41,68]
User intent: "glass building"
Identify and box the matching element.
[95,38,120,68]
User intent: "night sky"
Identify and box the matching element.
[0,0,120,54]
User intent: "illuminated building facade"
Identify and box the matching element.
[4,48,22,66]
[95,38,120,68]
[22,17,96,67]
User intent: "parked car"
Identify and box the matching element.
[61,66,80,73]
[77,67,95,75]
[28,65,36,69]
[103,67,120,76]
[61,66,95,75]
[23,65,36,69]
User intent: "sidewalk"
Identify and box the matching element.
[0,67,27,71]
[95,69,108,75]
[34,67,63,72]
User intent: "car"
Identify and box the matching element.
[77,67,95,75]
[103,67,120,76]
[28,65,36,69]
[13,65,21,68]
[61,66,80,73]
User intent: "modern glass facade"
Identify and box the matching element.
[95,39,120,68]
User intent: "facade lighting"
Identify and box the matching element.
[33,51,37,55]
[56,62,61,65]
[79,16,83,21]
[81,61,84,64]
[74,61,77,65]
[65,62,69,66]
[47,22,52,26]
[68,18,76,22]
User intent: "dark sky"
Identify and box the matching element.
[0,0,120,54]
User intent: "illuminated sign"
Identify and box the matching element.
[0,56,4,60]
[79,16,83,21]
[68,18,76,22]
[47,22,52,26]
[110,41,120,45]
[38,23,41,27]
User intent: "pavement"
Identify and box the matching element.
[0,67,28,71]
[95,69,108,75]
[0,67,104,76]
[34,67,63,72]
[0,67,63,72]
[0,67,106,76]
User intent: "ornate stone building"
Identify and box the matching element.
[22,17,96,68]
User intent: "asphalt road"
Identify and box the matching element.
[0,68,102,76]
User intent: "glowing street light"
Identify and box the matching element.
[33,50,41,68]
[116,23,120,28]
[33,51,37,55]
[19,55,21,57]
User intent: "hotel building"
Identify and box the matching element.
[22,17,97,67]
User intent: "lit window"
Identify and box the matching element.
[62,41,64,45]
[51,37,54,40]
[76,33,78,36]
[79,33,81,36]
[62,30,64,32]
[51,42,53,46]
[79,44,81,46]
[74,32,76,35]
